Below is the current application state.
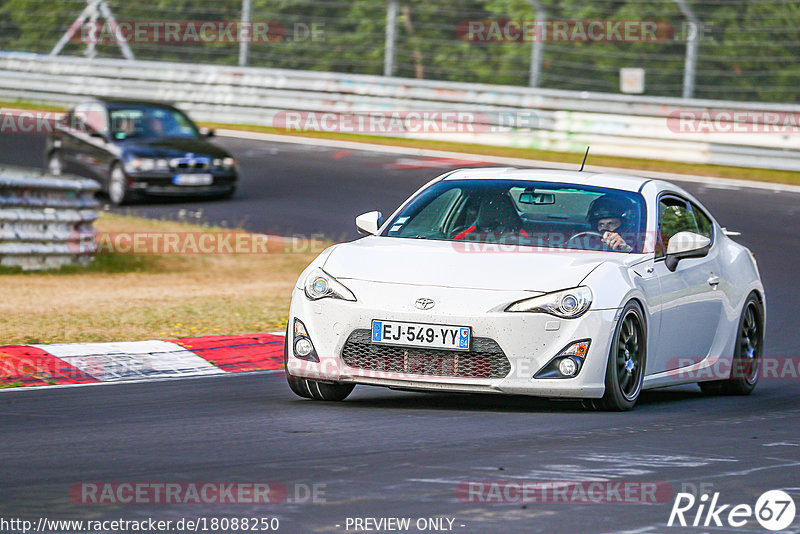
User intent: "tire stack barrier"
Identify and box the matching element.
[0,166,100,270]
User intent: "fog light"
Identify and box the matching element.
[292,318,319,362]
[558,357,578,377]
[295,338,314,358]
[534,339,591,379]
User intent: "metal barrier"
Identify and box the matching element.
[0,166,99,270]
[0,52,798,171]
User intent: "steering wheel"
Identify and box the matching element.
[566,231,607,250]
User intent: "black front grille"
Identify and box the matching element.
[341,329,511,379]
[170,157,211,171]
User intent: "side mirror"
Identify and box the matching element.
[200,127,215,137]
[665,231,711,271]
[355,211,383,236]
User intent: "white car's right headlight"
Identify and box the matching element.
[303,267,356,302]
[506,286,593,318]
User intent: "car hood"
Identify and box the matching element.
[119,137,230,158]
[323,237,617,292]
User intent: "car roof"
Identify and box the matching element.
[87,97,179,109]
[441,167,655,193]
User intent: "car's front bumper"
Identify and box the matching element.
[126,172,237,196]
[287,280,618,399]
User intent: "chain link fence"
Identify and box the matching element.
[0,0,798,103]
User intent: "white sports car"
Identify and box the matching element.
[285,168,765,410]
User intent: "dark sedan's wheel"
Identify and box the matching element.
[699,293,763,396]
[283,329,354,401]
[47,151,63,176]
[586,301,646,411]
[108,162,132,206]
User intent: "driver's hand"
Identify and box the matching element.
[602,232,632,252]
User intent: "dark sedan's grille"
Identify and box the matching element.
[341,329,510,379]
[170,156,210,171]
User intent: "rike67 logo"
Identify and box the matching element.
[668,489,796,531]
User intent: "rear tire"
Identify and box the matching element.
[699,293,762,396]
[47,151,63,176]
[591,301,647,411]
[283,328,354,401]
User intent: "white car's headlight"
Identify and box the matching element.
[506,286,593,318]
[303,267,356,302]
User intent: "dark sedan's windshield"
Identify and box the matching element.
[383,179,647,253]
[109,106,200,140]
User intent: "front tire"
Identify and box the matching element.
[108,162,133,206]
[699,293,763,396]
[589,301,647,411]
[283,329,354,401]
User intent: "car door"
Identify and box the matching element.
[68,102,113,181]
[650,194,724,373]
[54,107,81,172]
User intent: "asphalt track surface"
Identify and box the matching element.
[2,131,800,533]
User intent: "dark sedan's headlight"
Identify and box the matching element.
[506,287,593,318]
[124,157,169,173]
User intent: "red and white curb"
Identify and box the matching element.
[0,333,286,389]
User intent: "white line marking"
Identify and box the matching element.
[218,129,800,194]
[33,340,224,381]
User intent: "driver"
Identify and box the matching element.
[586,195,634,252]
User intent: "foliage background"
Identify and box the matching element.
[0,0,797,102]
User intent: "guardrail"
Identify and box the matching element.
[0,52,798,171]
[0,166,99,270]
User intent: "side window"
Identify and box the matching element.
[656,197,697,257]
[388,188,461,238]
[690,203,713,240]
[74,102,108,135]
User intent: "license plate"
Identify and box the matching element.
[173,173,213,186]
[371,320,471,351]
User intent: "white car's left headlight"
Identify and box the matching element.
[303,267,357,302]
[506,286,592,318]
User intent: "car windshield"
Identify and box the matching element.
[382,179,647,253]
[109,106,200,140]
